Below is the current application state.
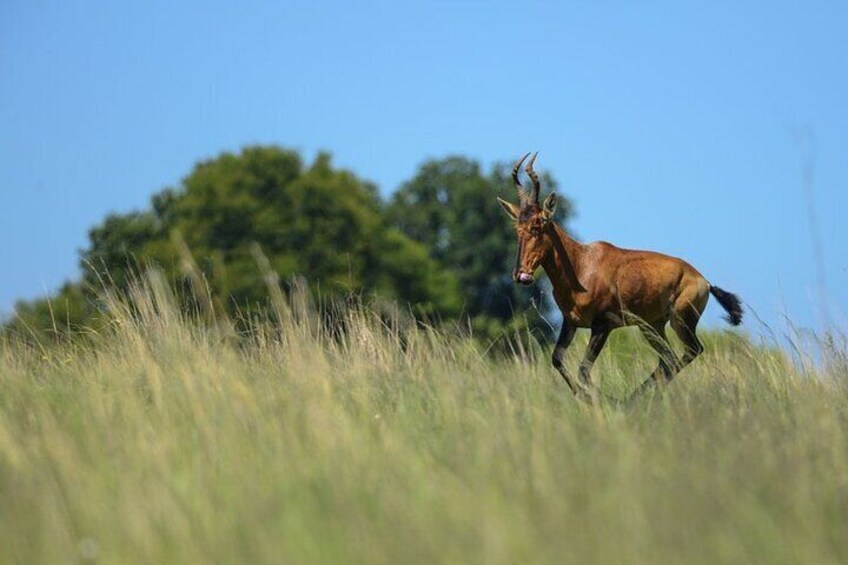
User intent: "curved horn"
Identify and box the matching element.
[512,152,531,200]
[525,152,541,203]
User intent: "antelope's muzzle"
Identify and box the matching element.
[515,272,534,285]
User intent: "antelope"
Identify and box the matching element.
[498,153,743,402]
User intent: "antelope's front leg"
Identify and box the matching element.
[576,322,611,404]
[551,322,592,401]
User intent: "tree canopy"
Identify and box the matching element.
[5,146,574,341]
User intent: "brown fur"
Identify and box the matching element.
[499,154,742,402]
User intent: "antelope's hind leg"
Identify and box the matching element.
[670,308,705,371]
[633,321,679,397]
[670,281,709,370]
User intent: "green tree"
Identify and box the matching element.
[386,156,574,338]
[8,146,461,337]
[7,282,94,338]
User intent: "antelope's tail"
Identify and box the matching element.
[709,285,743,326]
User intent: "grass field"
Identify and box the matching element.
[1,274,847,564]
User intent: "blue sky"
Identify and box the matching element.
[2,1,846,335]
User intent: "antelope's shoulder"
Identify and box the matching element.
[582,240,619,260]
[580,240,640,269]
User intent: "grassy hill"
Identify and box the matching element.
[1,274,846,564]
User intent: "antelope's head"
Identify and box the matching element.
[497,152,558,286]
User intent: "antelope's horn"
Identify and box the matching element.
[525,152,541,203]
[512,152,531,200]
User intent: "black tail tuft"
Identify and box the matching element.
[709,285,743,326]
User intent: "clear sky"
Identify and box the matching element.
[2,1,846,336]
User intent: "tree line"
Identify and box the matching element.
[6,146,573,341]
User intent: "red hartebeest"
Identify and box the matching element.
[498,153,743,401]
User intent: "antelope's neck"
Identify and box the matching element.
[542,224,584,293]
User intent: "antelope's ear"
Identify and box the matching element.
[542,193,557,221]
[497,197,520,220]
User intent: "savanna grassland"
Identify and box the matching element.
[1,274,847,564]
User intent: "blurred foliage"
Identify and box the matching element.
[4,147,574,343]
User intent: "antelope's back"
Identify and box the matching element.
[589,241,707,323]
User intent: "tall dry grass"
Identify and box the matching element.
[1,272,846,564]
